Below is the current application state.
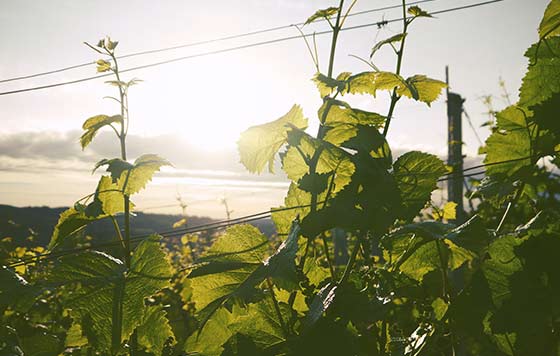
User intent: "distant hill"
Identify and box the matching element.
[0,205,275,247]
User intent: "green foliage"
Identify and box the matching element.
[188,222,301,329]
[238,105,308,174]
[185,308,233,355]
[394,151,448,220]
[50,235,172,352]
[80,114,122,149]
[483,106,534,176]
[519,37,560,107]
[370,33,407,58]
[136,305,176,354]
[408,5,433,18]
[346,71,446,105]
[229,300,289,349]
[305,7,338,25]
[6,3,560,356]
[94,154,171,195]
[539,0,560,39]
[48,206,105,250]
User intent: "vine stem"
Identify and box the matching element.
[338,233,362,284]
[266,278,289,338]
[109,48,137,356]
[289,0,345,310]
[435,240,450,301]
[382,0,408,137]
[321,232,336,280]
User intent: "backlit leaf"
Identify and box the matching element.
[188,224,268,325]
[370,33,407,58]
[50,235,172,352]
[442,202,457,220]
[230,299,289,350]
[282,128,355,196]
[96,59,112,73]
[408,5,432,18]
[405,75,447,105]
[346,72,445,104]
[94,154,171,195]
[271,183,318,235]
[483,106,533,176]
[539,0,560,39]
[238,105,307,174]
[48,206,106,250]
[184,308,233,356]
[432,298,448,321]
[394,151,447,220]
[320,99,386,128]
[347,71,405,97]
[519,37,560,107]
[80,114,122,149]
[305,7,338,25]
[312,73,348,97]
[136,305,175,355]
[189,222,302,331]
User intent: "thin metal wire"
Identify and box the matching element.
[0,0,438,84]
[0,0,505,97]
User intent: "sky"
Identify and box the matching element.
[0,0,551,219]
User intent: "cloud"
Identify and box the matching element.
[0,130,243,170]
[0,129,484,177]
[0,130,290,186]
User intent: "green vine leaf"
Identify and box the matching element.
[184,308,233,356]
[187,224,268,329]
[271,183,319,235]
[405,75,447,105]
[48,206,106,250]
[346,71,406,97]
[49,235,172,352]
[399,238,474,282]
[432,298,448,321]
[408,5,433,18]
[446,215,491,256]
[0,267,42,312]
[96,59,112,73]
[282,128,355,196]
[264,220,301,290]
[238,105,308,174]
[65,322,88,348]
[530,92,560,137]
[483,106,534,177]
[539,0,560,39]
[80,114,122,149]
[519,37,560,107]
[136,305,176,355]
[346,72,445,105]
[312,73,350,97]
[48,173,140,250]
[305,7,339,25]
[95,176,126,215]
[370,33,407,58]
[393,151,448,220]
[229,299,289,350]
[94,154,171,195]
[320,99,386,129]
[188,222,301,332]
